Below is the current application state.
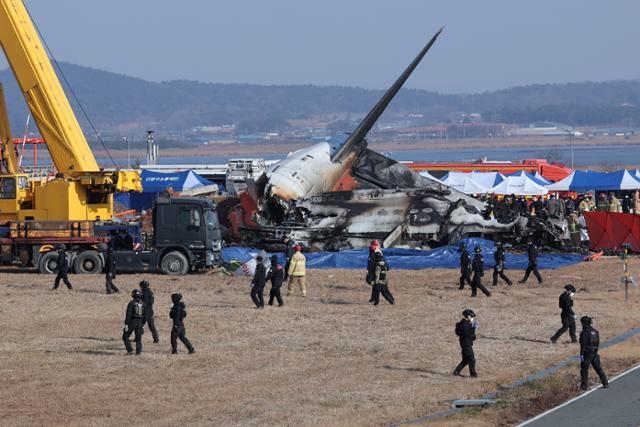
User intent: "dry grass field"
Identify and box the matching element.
[0,257,639,427]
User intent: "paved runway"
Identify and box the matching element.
[520,364,640,427]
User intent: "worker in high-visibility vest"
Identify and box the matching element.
[287,245,307,297]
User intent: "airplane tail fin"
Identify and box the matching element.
[331,27,444,162]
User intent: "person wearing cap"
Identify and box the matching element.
[518,239,543,285]
[140,280,159,343]
[453,309,478,377]
[492,242,512,286]
[596,192,609,212]
[251,255,267,308]
[52,244,72,290]
[123,289,145,355]
[170,293,195,355]
[267,255,284,306]
[471,246,491,297]
[579,316,608,390]
[458,243,473,290]
[550,284,578,343]
[287,245,307,297]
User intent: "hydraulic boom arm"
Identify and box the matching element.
[0,83,19,174]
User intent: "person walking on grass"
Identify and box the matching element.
[287,245,306,297]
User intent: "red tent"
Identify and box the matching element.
[583,212,640,252]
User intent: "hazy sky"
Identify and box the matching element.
[8,0,639,93]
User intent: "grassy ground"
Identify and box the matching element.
[0,257,638,426]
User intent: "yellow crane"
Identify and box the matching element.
[0,0,140,222]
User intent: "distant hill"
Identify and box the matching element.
[1,62,639,135]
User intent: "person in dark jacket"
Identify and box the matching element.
[123,289,145,355]
[367,240,380,302]
[251,255,266,308]
[52,245,72,290]
[550,284,578,343]
[492,242,513,286]
[283,236,296,280]
[104,246,119,294]
[579,316,608,390]
[170,293,195,355]
[371,250,394,305]
[471,246,491,297]
[518,240,543,285]
[458,243,473,290]
[453,309,478,377]
[267,255,284,306]
[139,280,159,343]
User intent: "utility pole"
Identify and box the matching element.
[565,129,575,169]
[122,136,130,168]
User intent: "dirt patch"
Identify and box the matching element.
[0,257,638,426]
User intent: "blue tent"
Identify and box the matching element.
[507,170,551,186]
[115,170,214,212]
[546,170,640,192]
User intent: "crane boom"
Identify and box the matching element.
[0,0,99,175]
[0,84,20,174]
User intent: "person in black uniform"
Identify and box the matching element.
[52,244,72,290]
[471,246,491,297]
[579,316,608,390]
[170,293,195,355]
[371,250,395,305]
[367,240,380,302]
[453,309,478,377]
[140,280,159,343]
[267,255,284,306]
[492,242,513,286]
[283,236,296,280]
[104,246,119,294]
[458,243,473,290]
[251,255,266,308]
[123,289,145,355]
[551,284,578,343]
[518,239,543,285]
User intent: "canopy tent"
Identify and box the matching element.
[140,169,213,192]
[546,170,640,192]
[489,174,549,196]
[506,170,551,186]
[419,171,444,184]
[440,172,487,194]
[468,171,506,188]
[115,169,215,212]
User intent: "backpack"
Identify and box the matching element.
[455,321,463,337]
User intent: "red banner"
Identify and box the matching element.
[583,212,640,252]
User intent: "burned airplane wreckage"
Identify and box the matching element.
[226,28,564,251]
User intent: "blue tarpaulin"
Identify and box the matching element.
[220,238,583,270]
[547,170,640,192]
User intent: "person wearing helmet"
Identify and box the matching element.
[367,241,381,302]
[579,316,608,390]
[104,246,119,294]
[123,289,145,355]
[453,309,478,377]
[267,255,284,307]
[518,239,543,285]
[250,255,267,308]
[551,284,578,344]
[492,242,513,286]
[458,243,473,290]
[471,246,491,297]
[371,249,394,306]
[287,244,307,297]
[139,280,159,343]
[52,244,72,290]
[170,293,195,355]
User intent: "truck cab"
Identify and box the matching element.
[114,195,222,275]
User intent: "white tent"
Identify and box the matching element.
[465,171,506,188]
[490,175,549,196]
[419,171,444,184]
[440,172,488,194]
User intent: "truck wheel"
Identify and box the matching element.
[161,251,189,275]
[38,251,58,274]
[74,250,102,274]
